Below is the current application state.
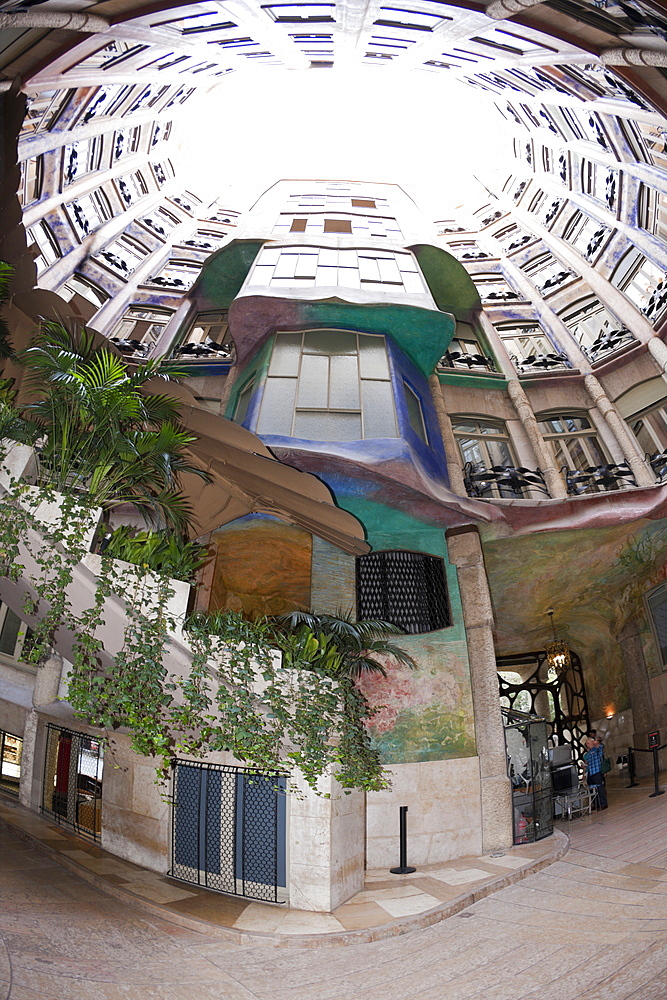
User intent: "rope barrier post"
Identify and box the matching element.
[649,745,665,798]
[390,805,416,874]
[627,745,638,787]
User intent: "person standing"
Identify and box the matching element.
[583,737,608,810]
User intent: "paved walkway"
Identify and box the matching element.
[2,775,667,998]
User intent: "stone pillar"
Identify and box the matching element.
[18,708,38,809]
[428,374,467,496]
[445,525,513,852]
[618,617,658,776]
[506,379,568,498]
[584,374,655,487]
[289,772,365,911]
[32,649,63,707]
[647,336,667,375]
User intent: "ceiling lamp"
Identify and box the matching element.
[545,608,571,676]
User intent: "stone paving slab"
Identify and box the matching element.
[0,794,567,945]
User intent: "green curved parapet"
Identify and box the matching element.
[196,241,264,307]
[409,245,482,317]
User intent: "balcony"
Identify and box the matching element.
[463,463,549,499]
[173,340,234,361]
[438,351,497,372]
[511,352,571,374]
[583,327,636,363]
[648,451,667,483]
[564,463,637,495]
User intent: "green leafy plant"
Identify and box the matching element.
[16,322,210,530]
[0,261,14,361]
[100,525,209,583]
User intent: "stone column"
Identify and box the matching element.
[428,374,467,496]
[584,374,655,487]
[18,708,39,810]
[445,525,513,852]
[618,616,658,776]
[647,336,667,375]
[32,649,63,708]
[506,379,568,498]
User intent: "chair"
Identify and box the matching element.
[554,783,594,823]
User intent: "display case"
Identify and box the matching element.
[502,708,553,844]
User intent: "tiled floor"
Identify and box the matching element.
[0,794,563,942]
[2,775,667,998]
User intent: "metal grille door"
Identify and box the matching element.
[171,762,287,902]
[42,725,103,840]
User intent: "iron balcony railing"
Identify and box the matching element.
[648,451,667,483]
[511,352,571,374]
[463,462,550,499]
[582,327,636,363]
[438,351,497,372]
[173,341,235,361]
[563,462,637,495]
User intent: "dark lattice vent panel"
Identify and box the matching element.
[356,550,450,634]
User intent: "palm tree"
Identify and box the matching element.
[16,322,210,531]
[274,609,416,679]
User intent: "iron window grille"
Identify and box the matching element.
[356,549,450,634]
[42,725,103,841]
[464,462,549,499]
[171,761,287,902]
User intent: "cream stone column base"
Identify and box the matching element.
[446,526,513,853]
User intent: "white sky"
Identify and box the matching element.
[178,66,513,220]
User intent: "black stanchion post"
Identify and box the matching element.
[627,746,638,787]
[390,805,416,874]
[649,746,665,798]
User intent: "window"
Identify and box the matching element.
[0,729,22,798]
[537,413,608,474]
[175,311,232,358]
[67,190,112,240]
[352,198,376,208]
[60,275,109,316]
[234,378,256,425]
[356,550,450,634]
[611,249,667,321]
[113,125,141,161]
[0,602,34,665]
[562,212,610,262]
[560,297,629,359]
[628,399,667,456]
[263,4,336,22]
[403,381,428,444]
[255,329,396,441]
[141,209,181,239]
[453,417,517,484]
[96,236,149,277]
[248,246,425,293]
[19,155,43,205]
[523,254,572,294]
[323,219,352,234]
[472,273,521,303]
[26,221,61,274]
[63,136,103,185]
[109,307,174,354]
[146,260,200,291]
[116,172,148,208]
[21,90,73,135]
[647,584,667,665]
[583,161,618,212]
[498,324,561,366]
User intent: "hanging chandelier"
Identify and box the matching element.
[545,608,571,676]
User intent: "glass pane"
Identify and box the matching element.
[404,382,428,444]
[358,335,390,378]
[256,378,297,436]
[452,420,478,434]
[297,354,329,407]
[329,355,360,409]
[269,333,302,376]
[458,437,485,465]
[234,379,254,425]
[486,439,513,466]
[361,380,397,438]
[303,329,356,354]
[293,410,362,441]
[0,608,21,656]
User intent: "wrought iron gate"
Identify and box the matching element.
[170,761,287,902]
[42,724,103,840]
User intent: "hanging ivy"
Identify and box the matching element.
[0,453,391,792]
